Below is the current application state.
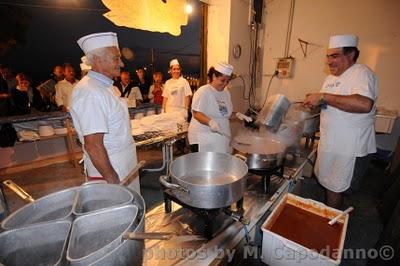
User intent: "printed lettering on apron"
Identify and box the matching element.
[217,100,228,116]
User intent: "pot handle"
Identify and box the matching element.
[122,232,174,240]
[159,175,189,193]
[3,180,34,203]
[234,154,247,162]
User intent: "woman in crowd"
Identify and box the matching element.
[188,62,251,153]
[162,59,192,118]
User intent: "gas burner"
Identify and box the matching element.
[163,190,245,239]
[248,164,284,194]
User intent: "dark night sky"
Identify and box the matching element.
[1,0,201,84]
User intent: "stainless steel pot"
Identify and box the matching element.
[232,135,287,170]
[0,221,71,266]
[160,152,248,209]
[1,184,78,230]
[256,94,291,131]
[285,104,320,137]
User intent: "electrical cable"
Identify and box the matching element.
[259,70,278,110]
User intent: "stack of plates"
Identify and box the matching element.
[38,125,55,137]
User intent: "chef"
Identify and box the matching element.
[303,34,378,208]
[70,32,140,193]
[188,62,251,153]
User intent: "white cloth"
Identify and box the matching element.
[316,64,378,192]
[126,86,142,108]
[188,84,233,153]
[55,79,78,109]
[70,70,139,192]
[162,77,192,116]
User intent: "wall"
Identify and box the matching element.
[260,0,400,112]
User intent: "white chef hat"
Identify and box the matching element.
[169,58,180,67]
[77,32,119,54]
[215,62,234,76]
[328,34,358,48]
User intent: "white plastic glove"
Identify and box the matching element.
[208,119,221,132]
[236,112,253,122]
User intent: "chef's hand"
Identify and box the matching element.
[208,119,221,132]
[303,93,322,109]
[235,112,253,122]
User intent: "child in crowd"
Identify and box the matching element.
[148,71,164,105]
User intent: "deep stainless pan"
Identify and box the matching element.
[0,220,71,266]
[73,182,134,216]
[1,182,78,230]
[160,152,248,209]
[67,205,139,266]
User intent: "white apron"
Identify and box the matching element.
[196,117,231,153]
[84,97,140,194]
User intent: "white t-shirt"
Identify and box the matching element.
[55,79,79,109]
[70,70,137,180]
[188,84,233,153]
[162,77,192,114]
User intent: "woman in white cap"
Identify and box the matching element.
[162,58,192,118]
[188,62,252,153]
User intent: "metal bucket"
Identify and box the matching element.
[67,205,138,266]
[0,221,71,266]
[1,187,78,230]
[256,94,291,131]
[73,183,134,216]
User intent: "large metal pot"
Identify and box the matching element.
[160,152,248,209]
[256,94,291,131]
[232,135,287,170]
[285,104,320,137]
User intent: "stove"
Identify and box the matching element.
[163,189,245,239]
[248,164,284,194]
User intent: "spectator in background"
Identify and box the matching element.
[134,67,151,103]
[114,71,142,108]
[0,65,16,93]
[55,64,78,112]
[10,75,31,115]
[37,65,64,111]
[149,71,164,105]
[0,71,11,116]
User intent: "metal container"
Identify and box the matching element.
[67,205,138,266]
[0,221,71,266]
[256,94,291,131]
[1,187,78,230]
[160,152,248,209]
[232,135,287,170]
[89,188,145,266]
[73,183,134,216]
[285,104,320,137]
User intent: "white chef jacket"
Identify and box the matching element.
[162,76,192,116]
[55,79,79,109]
[188,84,233,153]
[315,64,378,192]
[70,70,140,192]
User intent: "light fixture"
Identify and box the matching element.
[185,2,193,14]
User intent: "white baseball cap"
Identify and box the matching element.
[170,58,180,67]
[215,62,234,76]
[77,32,119,54]
[328,34,358,49]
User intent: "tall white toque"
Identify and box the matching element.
[77,32,119,54]
[328,34,358,49]
[170,58,180,67]
[215,62,234,76]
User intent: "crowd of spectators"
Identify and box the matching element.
[0,63,164,117]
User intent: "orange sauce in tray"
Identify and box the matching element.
[269,204,343,260]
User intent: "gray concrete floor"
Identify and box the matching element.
[0,148,390,265]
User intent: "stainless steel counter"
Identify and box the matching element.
[142,147,317,265]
